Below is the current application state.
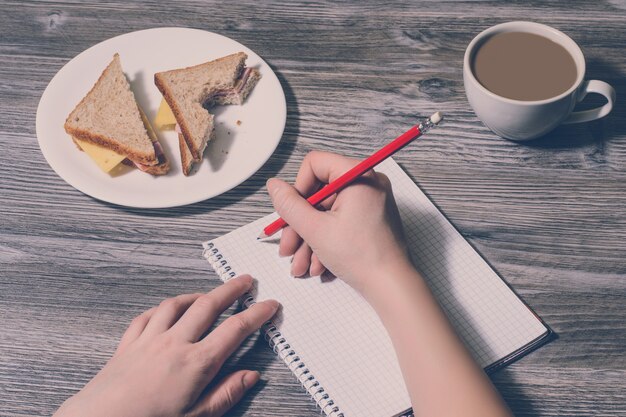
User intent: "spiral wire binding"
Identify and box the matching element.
[202,242,344,417]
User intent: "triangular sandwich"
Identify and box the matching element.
[65,53,169,175]
[154,52,260,175]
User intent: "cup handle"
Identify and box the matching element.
[563,80,616,124]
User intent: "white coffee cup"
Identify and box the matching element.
[463,21,616,141]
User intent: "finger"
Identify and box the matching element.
[326,170,383,213]
[201,300,279,369]
[277,153,334,255]
[276,156,323,256]
[294,151,371,214]
[278,226,302,257]
[291,242,312,277]
[309,253,326,276]
[375,172,393,191]
[169,275,254,342]
[140,293,203,338]
[279,202,333,257]
[297,151,361,190]
[294,152,324,196]
[187,370,260,417]
[267,178,326,242]
[115,307,156,355]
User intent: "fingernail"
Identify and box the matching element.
[236,275,254,288]
[243,371,261,390]
[265,299,280,311]
[266,178,279,195]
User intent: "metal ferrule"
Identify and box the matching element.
[418,116,437,133]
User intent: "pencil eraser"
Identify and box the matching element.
[430,112,443,125]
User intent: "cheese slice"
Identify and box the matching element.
[73,105,158,174]
[74,137,126,173]
[154,98,177,131]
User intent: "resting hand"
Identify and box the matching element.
[267,151,410,293]
[53,275,278,417]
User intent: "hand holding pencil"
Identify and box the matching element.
[265,152,407,289]
[263,112,443,286]
[260,112,442,239]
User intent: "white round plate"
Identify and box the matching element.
[36,27,286,208]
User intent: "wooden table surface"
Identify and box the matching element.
[2,1,625,416]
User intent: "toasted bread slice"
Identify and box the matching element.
[178,127,216,176]
[154,52,261,172]
[64,54,158,166]
[213,66,261,106]
[179,133,195,176]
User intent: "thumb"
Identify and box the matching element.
[189,370,260,417]
[267,178,325,241]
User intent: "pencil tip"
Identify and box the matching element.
[257,232,268,240]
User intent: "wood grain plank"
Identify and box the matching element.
[1,1,625,416]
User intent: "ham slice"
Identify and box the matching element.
[123,140,167,172]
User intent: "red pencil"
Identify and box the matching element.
[258,112,443,239]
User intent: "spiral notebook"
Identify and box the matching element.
[202,158,551,417]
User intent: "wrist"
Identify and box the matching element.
[53,392,113,417]
[361,259,442,336]
[360,257,426,304]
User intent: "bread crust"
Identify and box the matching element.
[154,73,204,161]
[65,125,158,166]
[178,133,195,176]
[141,158,170,175]
[71,134,170,176]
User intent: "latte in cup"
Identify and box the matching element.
[463,21,616,141]
[472,32,577,101]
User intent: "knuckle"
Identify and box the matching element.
[309,149,327,161]
[130,314,146,327]
[159,297,182,313]
[147,333,178,357]
[195,294,220,314]
[187,347,216,370]
[281,197,297,216]
[276,191,296,216]
[303,151,316,165]
[223,382,240,408]
[229,314,251,334]
[376,172,392,189]
[347,156,361,167]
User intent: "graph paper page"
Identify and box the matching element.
[204,158,547,417]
